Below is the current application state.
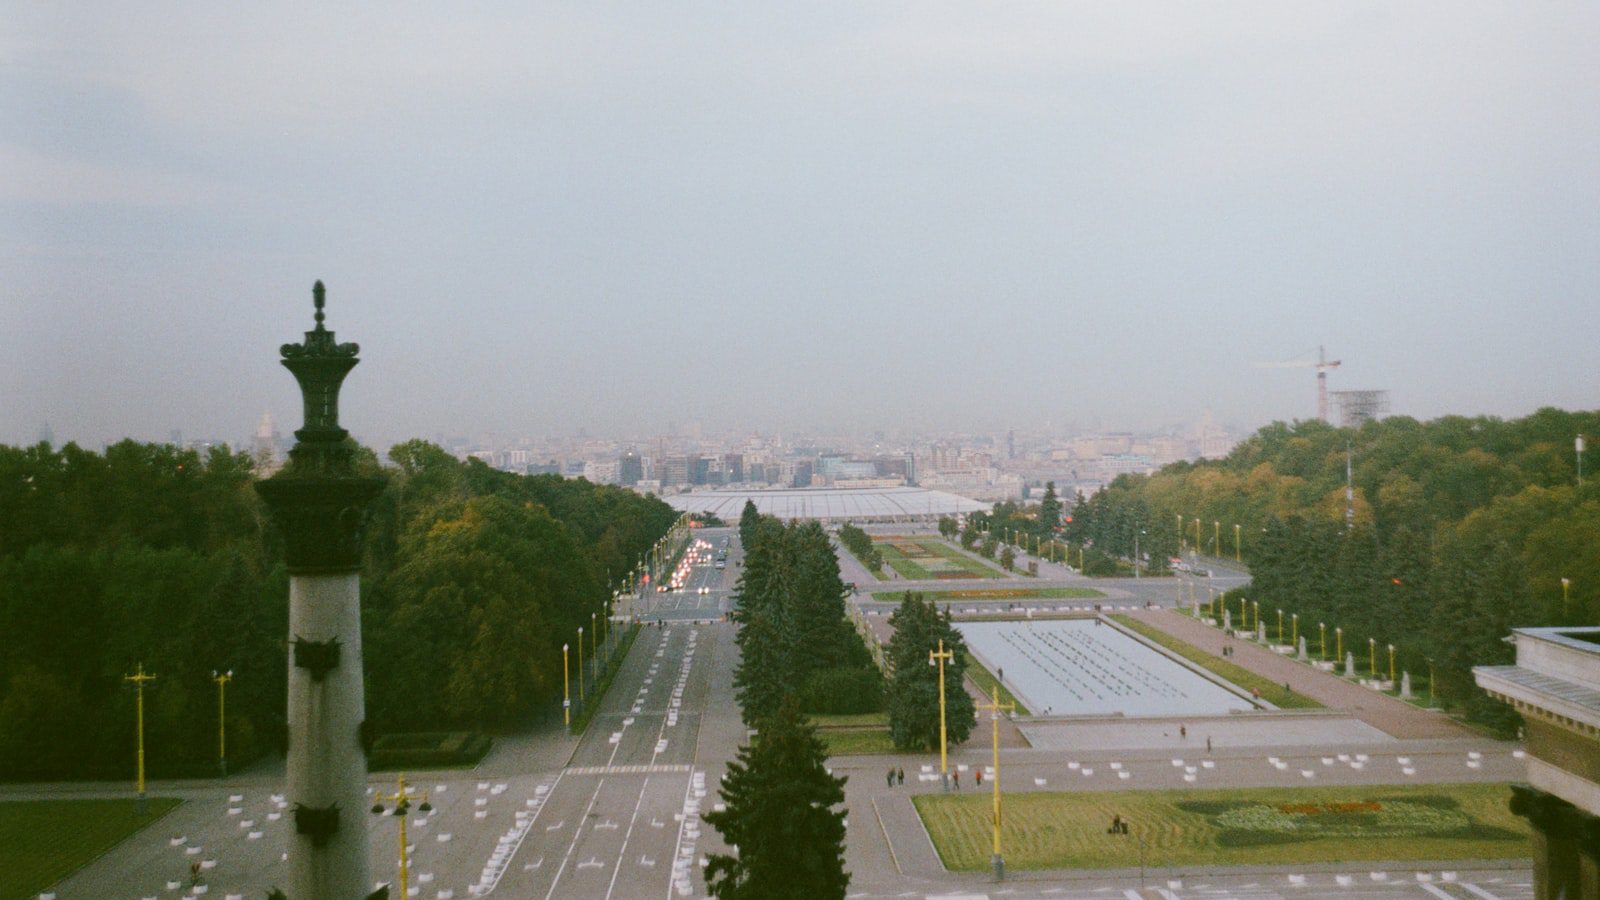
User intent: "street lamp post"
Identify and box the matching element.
[1176,513,1184,550]
[1318,624,1326,662]
[1252,601,1259,633]
[212,669,233,776]
[562,643,571,727]
[1369,638,1377,679]
[591,612,599,678]
[1561,578,1571,620]
[1336,627,1343,665]
[1276,609,1284,644]
[124,663,157,815]
[1234,524,1241,561]
[1388,644,1397,688]
[371,774,432,899]
[1213,521,1220,558]
[1292,614,1299,648]
[1133,531,1141,579]
[977,686,1015,882]
[929,639,954,791]
[1426,657,1436,703]
[577,627,585,704]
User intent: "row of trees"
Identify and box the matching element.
[710,505,854,898]
[731,515,882,720]
[0,439,677,780]
[835,523,883,573]
[1079,408,1600,729]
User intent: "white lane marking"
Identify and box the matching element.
[1461,885,1504,900]
[1420,885,1456,900]
[604,775,655,900]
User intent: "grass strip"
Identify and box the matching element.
[571,623,642,734]
[0,798,182,900]
[808,711,889,728]
[915,783,1527,871]
[961,652,1031,716]
[873,587,1103,601]
[1110,615,1322,710]
[819,728,898,756]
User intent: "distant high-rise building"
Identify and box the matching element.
[251,411,282,472]
[1007,429,1015,460]
[619,449,644,486]
[723,453,744,483]
[792,460,814,488]
[689,456,712,485]
[663,455,690,487]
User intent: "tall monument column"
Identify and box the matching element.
[257,282,385,899]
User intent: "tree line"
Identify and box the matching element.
[0,439,677,780]
[1074,408,1600,729]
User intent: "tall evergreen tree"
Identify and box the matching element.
[704,700,849,900]
[739,499,761,548]
[1038,481,1062,533]
[885,593,976,751]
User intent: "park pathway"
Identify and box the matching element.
[1123,608,1477,740]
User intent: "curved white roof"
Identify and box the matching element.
[666,486,987,522]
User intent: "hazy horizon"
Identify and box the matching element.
[5,4,1597,450]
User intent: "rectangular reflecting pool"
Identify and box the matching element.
[957,618,1253,717]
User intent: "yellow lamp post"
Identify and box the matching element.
[1336,627,1343,665]
[1369,638,1377,678]
[1318,624,1327,661]
[1234,524,1241,561]
[1213,521,1220,557]
[977,686,1015,881]
[1276,609,1284,644]
[371,774,431,899]
[1193,518,1202,552]
[1388,644,1397,687]
[211,669,233,776]
[562,643,571,726]
[591,612,599,672]
[1561,577,1571,619]
[1252,601,1259,633]
[1291,614,1299,648]
[123,663,157,815]
[1426,657,1436,703]
[577,627,585,703]
[1176,513,1184,550]
[930,639,954,791]
[1238,597,1246,630]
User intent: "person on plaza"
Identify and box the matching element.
[1179,724,1187,739]
[952,769,960,789]
[975,769,983,786]
[1206,735,1213,753]
[896,767,904,786]
[887,767,896,788]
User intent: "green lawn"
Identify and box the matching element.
[872,587,1103,602]
[819,727,898,755]
[915,783,1527,871]
[876,540,1005,581]
[1111,616,1323,710]
[809,711,889,728]
[0,798,182,900]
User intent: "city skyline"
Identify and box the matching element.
[5,4,1597,449]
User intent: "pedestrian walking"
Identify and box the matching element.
[887,767,895,788]
[897,767,904,786]
[1206,735,1213,753]
[953,770,960,789]
[975,769,983,786]
[1180,725,1187,739]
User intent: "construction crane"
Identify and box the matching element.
[1258,346,1341,422]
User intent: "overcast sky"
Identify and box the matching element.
[3,3,1596,450]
